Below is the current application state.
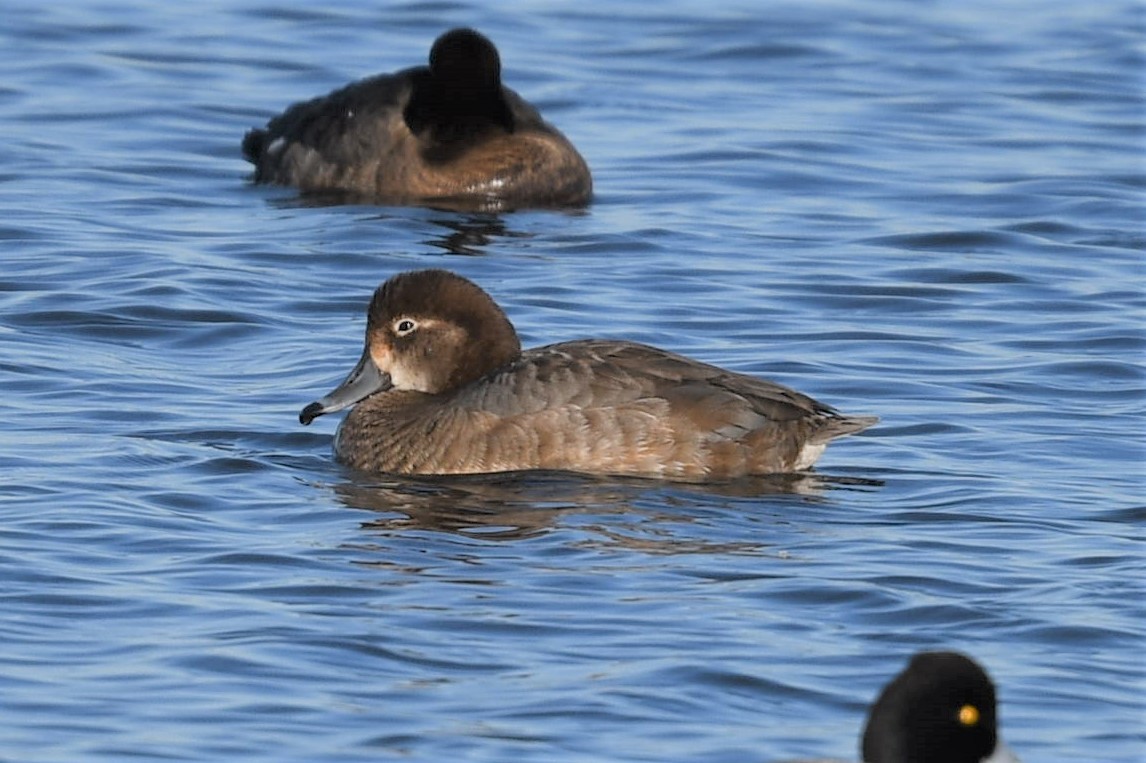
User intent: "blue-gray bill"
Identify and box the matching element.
[299,349,390,426]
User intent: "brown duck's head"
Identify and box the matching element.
[300,269,521,425]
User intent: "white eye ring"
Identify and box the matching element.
[394,318,417,336]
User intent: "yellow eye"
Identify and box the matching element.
[958,704,980,727]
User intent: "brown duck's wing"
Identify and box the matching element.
[578,340,879,445]
[243,68,417,173]
[498,87,549,131]
[434,339,872,477]
[444,339,679,414]
[453,339,867,429]
[655,347,879,442]
[593,340,835,418]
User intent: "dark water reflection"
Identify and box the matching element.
[423,214,538,255]
[269,196,539,254]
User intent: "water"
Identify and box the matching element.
[1,0,1143,761]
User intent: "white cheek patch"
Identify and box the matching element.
[386,359,436,392]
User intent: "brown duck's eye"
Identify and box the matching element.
[394,318,417,336]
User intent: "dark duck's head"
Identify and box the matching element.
[403,28,516,143]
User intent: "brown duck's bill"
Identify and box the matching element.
[299,349,392,425]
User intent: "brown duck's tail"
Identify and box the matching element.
[814,414,879,443]
[241,128,267,164]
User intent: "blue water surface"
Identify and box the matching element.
[1,1,1143,761]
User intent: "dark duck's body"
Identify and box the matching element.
[242,28,591,209]
[299,270,878,481]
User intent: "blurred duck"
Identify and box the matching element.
[784,651,1020,763]
[242,28,591,209]
[855,651,1020,763]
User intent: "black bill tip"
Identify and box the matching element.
[299,401,325,426]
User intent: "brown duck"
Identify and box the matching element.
[242,28,591,209]
[300,270,877,480]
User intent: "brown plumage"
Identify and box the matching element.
[299,270,877,480]
[242,28,591,210]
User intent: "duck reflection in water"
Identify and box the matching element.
[332,470,882,543]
